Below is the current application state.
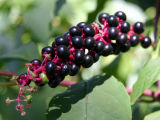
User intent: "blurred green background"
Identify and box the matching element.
[0,0,157,120]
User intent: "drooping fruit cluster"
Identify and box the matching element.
[6,11,152,115]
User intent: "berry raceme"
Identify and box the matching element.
[8,11,152,116]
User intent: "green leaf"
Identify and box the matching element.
[54,0,66,16]
[144,110,160,120]
[47,75,132,120]
[131,58,160,104]
[0,42,39,61]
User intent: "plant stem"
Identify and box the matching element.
[0,70,17,77]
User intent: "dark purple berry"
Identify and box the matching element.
[82,55,94,68]
[95,41,105,53]
[77,22,88,28]
[134,22,144,34]
[72,36,83,49]
[75,50,85,64]
[108,27,119,40]
[69,63,80,76]
[69,26,82,37]
[83,25,95,37]
[46,61,57,75]
[121,21,130,33]
[102,44,113,56]
[98,13,110,23]
[141,36,151,48]
[57,45,70,58]
[64,32,70,38]
[30,59,41,66]
[119,42,130,52]
[107,15,118,27]
[52,41,56,48]
[55,36,69,46]
[116,33,128,44]
[48,75,64,88]
[42,46,55,58]
[91,53,99,62]
[130,35,139,46]
[61,64,70,76]
[111,43,120,54]
[18,73,31,86]
[85,37,95,50]
[115,11,126,21]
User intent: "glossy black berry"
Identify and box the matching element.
[91,53,99,62]
[98,13,109,23]
[95,41,105,53]
[130,35,139,46]
[116,33,128,44]
[107,15,118,27]
[18,73,31,86]
[77,22,88,28]
[111,43,120,54]
[108,27,119,40]
[119,42,130,52]
[30,59,41,66]
[72,36,83,49]
[82,55,94,68]
[85,37,95,50]
[121,21,130,33]
[61,64,70,76]
[55,36,69,46]
[69,63,80,76]
[48,75,64,88]
[141,36,151,48]
[102,44,113,56]
[75,50,85,64]
[134,22,144,34]
[83,25,95,37]
[115,11,126,21]
[42,46,55,58]
[64,32,70,38]
[52,41,56,48]
[46,61,57,75]
[57,45,70,58]
[69,26,82,37]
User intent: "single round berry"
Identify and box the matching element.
[83,25,95,37]
[107,15,118,27]
[98,13,109,23]
[95,41,105,53]
[46,61,57,75]
[57,45,70,58]
[82,55,94,68]
[72,36,83,49]
[42,46,55,58]
[69,63,80,76]
[91,53,99,62]
[30,59,41,66]
[115,11,126,21]
[77,22,88,29]
[130,35,139,46]
[64,32,70,38]
[18,73,31,86]
[48,75,64,88]
[108,27,119,40]
[61,64,70,76]
[69,26,82,37]
[134,22,144,34]
[111,43,120,54]
[85,37,95,50]
[75,50,85,64]
[119,42,130,52]
[141,36,151,48]
[102,44,113,56]
[121,21,130,33]
[52,41,56,48]
[116,33,128,44]
[55,36,69,46]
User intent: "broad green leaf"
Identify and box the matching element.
[0,42,39,61]
[54,0,66,16]
[144,111,160,120]
[47,75,132,120]
[131,58,160,104]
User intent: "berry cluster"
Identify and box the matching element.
[7,11,152,115]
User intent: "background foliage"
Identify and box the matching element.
[0,0,159,120]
